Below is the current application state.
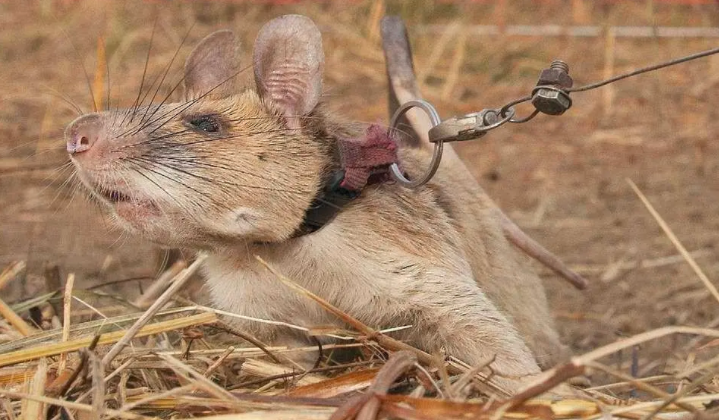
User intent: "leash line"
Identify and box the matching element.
[568,45,719,93]
[389,44,719,188]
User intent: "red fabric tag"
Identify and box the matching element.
[337,124,398,191]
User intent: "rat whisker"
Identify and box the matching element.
[112,128,194,151]
[119,58,254,139]
[57,20,96,112]
[145,127,306,151]
[40,86,84,116]
[34,161,74,202]
[126,159,242,218]
[50,168,78,211]
[139,154,281,186]
[138,22,196,127]
[125,16,159,126]
[41,160,74,185]
[125,165,203,220]
[5,132,63,153]
[136,74,188,133]
[130,71,164,124]
[131,156,307,196]
[123,164,190,223]
[141,63,254,136]
[126,158,218,204]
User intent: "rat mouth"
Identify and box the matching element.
[92,184,159,215]
[74,170,162,222]
[101,188,161,221]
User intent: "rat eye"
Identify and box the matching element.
[187,115,221,133]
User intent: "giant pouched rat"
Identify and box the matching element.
[65,15,572,393]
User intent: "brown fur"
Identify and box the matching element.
[65,15,569,393]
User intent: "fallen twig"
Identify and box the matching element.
[102,254,207,366]
[0,296,35,337]
[357,351,417,420]
[0,390,149,420]
[0,261,25,291]
[133,259,187,310]
[627,178,719,304]
[0,312,216,368]
[58,273,75,373]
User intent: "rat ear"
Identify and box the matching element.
[253,15,324,126]
[184,30,241,100]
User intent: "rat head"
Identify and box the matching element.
[65,15,334,249]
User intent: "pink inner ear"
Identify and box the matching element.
[253,15,324,121]
[264,63,315,117]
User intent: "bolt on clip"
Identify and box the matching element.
[389,60,574,189]
[531,60,573,116]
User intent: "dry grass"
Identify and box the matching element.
[2,253,719,419]
[3,0,719,418]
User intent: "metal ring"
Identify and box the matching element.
[499,95,532,118]
[388,100,443,189]
[475,107,515,133]
[509,108,540,124]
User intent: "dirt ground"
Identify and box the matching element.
[2,0,719,382]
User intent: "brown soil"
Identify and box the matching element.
[2,0,719,381]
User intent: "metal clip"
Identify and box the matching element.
[427,108,515,143]
[388,102,517,189]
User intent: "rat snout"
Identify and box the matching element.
[66,113,103,154]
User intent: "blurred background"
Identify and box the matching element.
[1,0,718,376]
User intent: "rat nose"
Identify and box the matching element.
[66,114,103,154]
